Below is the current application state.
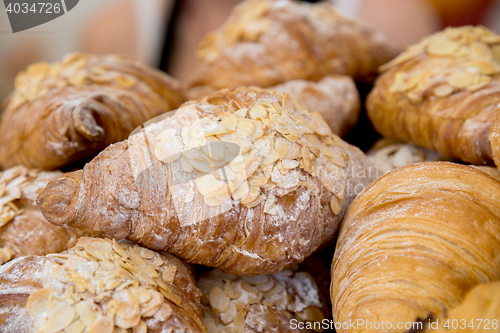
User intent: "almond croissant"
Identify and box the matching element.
[185,0,397,98]
[331,162,500,333]
[0,237,206,332]
[0,53,183,170]
[0,166,81,265]
[367,26,500,166]
[38,87,377,275]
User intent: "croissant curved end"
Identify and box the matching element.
[37,170,82,226]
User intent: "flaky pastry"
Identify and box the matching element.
[367,26,500,166]
[38,87,376,275]
[331,162,500,332]
[0,237,206,333]
[0,53,183,170]
[186,0,397,97]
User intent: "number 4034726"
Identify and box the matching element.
[5,2,62,14]
[443,319,499,330]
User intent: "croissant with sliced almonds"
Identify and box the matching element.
[331,162,500,333]
[367,26,500,167]
[0,237,206,332]
[186,0,397,98]
[37,87,377,275]
[0,166,81,265]
[0,53,183,170]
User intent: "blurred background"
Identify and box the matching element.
[0,0,499,103]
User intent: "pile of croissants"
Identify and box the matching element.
[1,0,500,332]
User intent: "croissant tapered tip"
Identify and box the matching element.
[37,170,83,226]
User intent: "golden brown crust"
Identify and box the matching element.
[367,26,500,166]
[198,267,330,333]
[38,87,376,275]
[0,53,183,170]
[269,76,360,137]
[186,0,397,96]
[0,237,206,333]
[425,281,500,333]
[0,166,82,265]
[331,162,500,332]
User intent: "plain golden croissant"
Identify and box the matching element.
[198,264,330,333]
[0,237,206,333]
[425,281,500,333]
[0,53,183,170]
[185,0,397,98]
[331,162,500,333]
[0,166,81,265]
[38,87,377,275]
[269,76,360,137]
[367,26,500,166]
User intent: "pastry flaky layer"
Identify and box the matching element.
[0,237,206,333]
[185,0,398,97]
[331,162,500,333]
[37,87,377,275]
[0,53,183,171]
[367,26,500,166]
[0,166,82,265]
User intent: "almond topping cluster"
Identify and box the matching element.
[383,26,500,101]
[198,269,326,333]
[0,166,32,227]
[8,53,137,110]
[26,238,181,333]
[153,94,349,214]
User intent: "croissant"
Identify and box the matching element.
[37,87,377,275]
[0,53,183,170]
[331,162,500,332]
[0,237,206,333]
[0,166,81,265]
[367,26,500,166]
[198,263,330,333]
[268,75,360,137]
[425,281,500,333]
[185,0,398,98]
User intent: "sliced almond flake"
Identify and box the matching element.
[27,288,54,316]
[88,316,114,333]
[446,71,474,88]
[209,287,231,312]
[470,41,494,61]
[427,38,459,56]
[433,84,454,97]
[65,320,86,333]
[330,196,343,215]
[161,266,177,284]
[43,304,75,333]
[153,303,173,321]
[132,320,148,333]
